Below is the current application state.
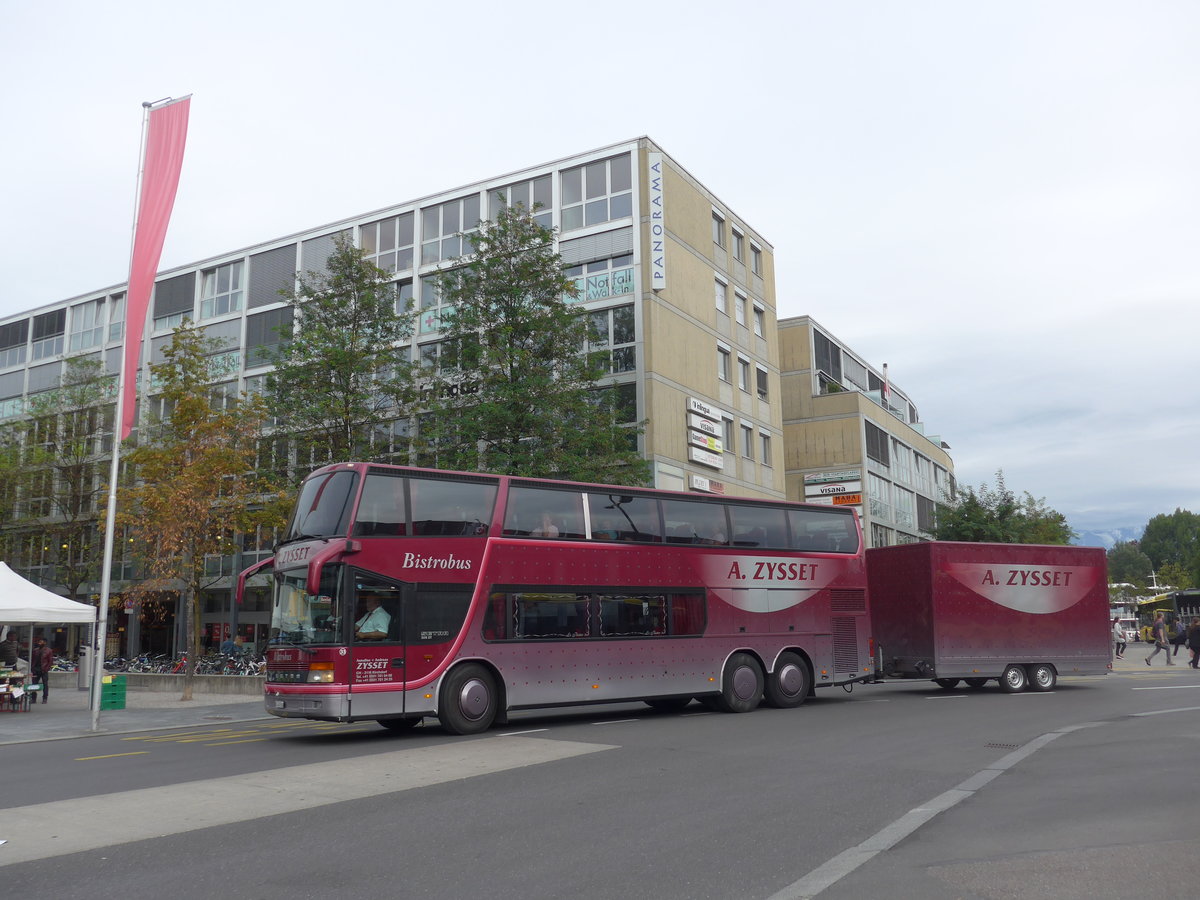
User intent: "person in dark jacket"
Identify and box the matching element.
[1187,617,1200,669]
[31,636,53,703]
[0,632,19,668]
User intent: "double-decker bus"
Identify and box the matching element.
[242,462,872,734]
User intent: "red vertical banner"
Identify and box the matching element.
[120,96,191,441]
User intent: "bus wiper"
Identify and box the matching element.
[274,632,317,655]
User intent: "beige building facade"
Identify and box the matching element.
[779,316,955,547]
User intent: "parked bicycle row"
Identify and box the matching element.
[102,652,266,676]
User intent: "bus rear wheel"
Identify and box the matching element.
[934,678,960,689]
[716,652,764,713]
[964,678,989,689]
[439,664,497,735]
[765,652,809,708]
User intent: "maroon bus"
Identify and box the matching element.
[243,462,872,734]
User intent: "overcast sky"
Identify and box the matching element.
[1,0,1196,538]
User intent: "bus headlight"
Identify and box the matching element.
[307,662,335,683]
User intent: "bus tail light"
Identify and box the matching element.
[307,662,336,683]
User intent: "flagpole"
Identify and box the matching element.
[90,102,158,731]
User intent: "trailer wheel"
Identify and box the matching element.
[716,652,764,713]
[1000,664,1028,693]
[964,678,989,689]
[765,652,810,708]
[934,678,960,689]
[438,663,497,735]
[1028,664,1057,692]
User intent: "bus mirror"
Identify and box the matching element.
[345,539,361,553]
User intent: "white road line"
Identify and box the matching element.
[924,695,967,700]
[0,736,616,865]
[497,728,548,736]
[1132,704,1200,716]
[1131,684,1200,691]
[765,722,1103,900]
[591,718,639,725]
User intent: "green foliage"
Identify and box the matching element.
[1139,509,1200,579]
[1106,541,1153,587]
[422,203,649,485]
[933,470,1073,545]
[1157,561,1194,592]
[121,324,285,698]
[266,233,418,472]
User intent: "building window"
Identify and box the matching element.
[68,299,105,352]
[361,213,415,273]
[751,244,762,275]
[714,279,728,314]
[108,293,125,342]
[489,175,553,229]
[892,440,912,483]
[865,421,890,466]
[200,261,244,319]
[395,281,414,317]
[917,495,936,533]
[31,310,65,360]
[722,417,734,453]
[421,194,481,265]
[735,293,747,326]
[732,230,744,262]
[712,212,725,248]
[814,329,842,384]
[753,305,764,337]
[740,424,753,459]
[760,432,772,466]
[756,366,769,400]
[717,346,731,383]
[871,523,891,548]
[561,155,633,232]
[586,304,637,373]
[0,320,29,368]
[737,357,750,392]
[564,254,635,304]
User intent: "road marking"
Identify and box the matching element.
[1132,685,1200,691]
[1132,704,1200,716]
[765,722,1103,900]
[497,728,548,736]
[204,739,269,746]
[0,735,616,865]
[592,718,639,725]
[925,695,967,700]
[74,751,150,761]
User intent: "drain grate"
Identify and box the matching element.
[985,742,1020,750]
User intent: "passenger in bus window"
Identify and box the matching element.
[593,516,621,540]
[355,593,392,640]
[530,512,560,538]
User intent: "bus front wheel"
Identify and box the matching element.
[765,652,809,708]
[1000,664,1028,693]
[439,664,498,735]
[717,652,764,713]
[377,717,421,732]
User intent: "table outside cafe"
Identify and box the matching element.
[0,561,98,714]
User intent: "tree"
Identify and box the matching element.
[933,470,1073,544]
[1107,541,1153,587]
[119,324,285,700]
[423,203,649,484]
[267,233,418,474]
[1139,509,1200,579]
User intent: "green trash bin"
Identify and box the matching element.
[100,674,126,710]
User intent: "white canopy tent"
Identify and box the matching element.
[0,561,97,672]
[0,561,98,624]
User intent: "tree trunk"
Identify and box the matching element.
[181,581,196,702]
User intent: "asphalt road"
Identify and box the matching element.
[3,665,1196,899]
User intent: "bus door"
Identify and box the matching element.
[347,577,411,716]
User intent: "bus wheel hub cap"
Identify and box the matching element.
[778,664,802,696]
[733,666,756,700]
[460,680,489,719]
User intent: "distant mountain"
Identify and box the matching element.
[1073,526,1144,550]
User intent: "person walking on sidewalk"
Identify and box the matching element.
[31,636,54,701]
[1187,617,1200,669]
[1112,617,1127,659]
[1145,613,1175,666]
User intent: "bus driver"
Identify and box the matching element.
[355,593,392,640]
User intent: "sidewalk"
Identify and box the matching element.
[0,677,270,746]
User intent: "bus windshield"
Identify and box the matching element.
[283,469,359,541]
[270,564,346,647]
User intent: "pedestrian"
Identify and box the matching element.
[1187,617,1200,669]
[1111,617,1126,659]
[1171,619,1189,658]
[1145,613,1175,666]
[31,635,54,702]
[1,630,19,667]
